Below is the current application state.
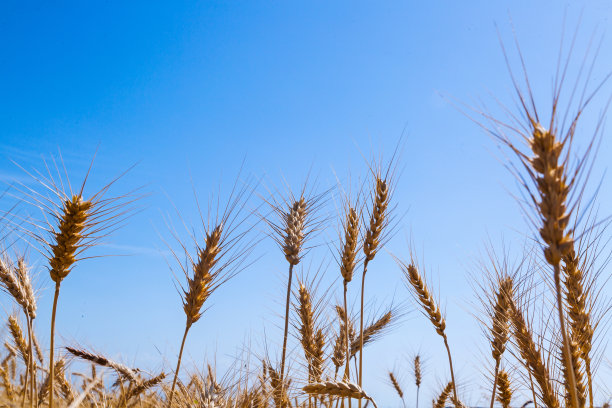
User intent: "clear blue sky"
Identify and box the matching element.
[1,1,611,406]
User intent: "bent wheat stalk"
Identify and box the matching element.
[400,262,457,402]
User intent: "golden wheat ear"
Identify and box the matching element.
[8,153,139,408]
[387,370,406,407]
[302,381,378,407]
[475,29,612,408]
[395,256,458,403]
[261,180,328,398]
[508,289,560,408]
[167,172,257,407]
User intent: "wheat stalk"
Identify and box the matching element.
[400,261,457,402]
[358,175,390,405]
[169,223,223,406]
[268,193,313,397]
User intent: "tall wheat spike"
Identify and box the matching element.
[358,171,392,407]
[485,38,612,408]
[11,157,136,408]
[167,174,254,406]
[265,189,318,398]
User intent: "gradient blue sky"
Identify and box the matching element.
[1,1,612,406]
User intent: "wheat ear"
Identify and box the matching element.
[331,326,346,379]
[508,296,559,408]
[8,315,30,406]
[349,310,392,358]
[47,195,92,408]
[279,197,307,394]
[563,248,594,407]
[17,258,37,408]
[65,347,138,382]
[267,363,290,408]
[496,370,512,408]
[359,176,389,404]
[169,224,222,406]
[433,381,454,408]
[401,262,457,402]
[297,281,316,381]
[126,372,166,401]
[414,355,422,408]
[388,371,405,408]
[302,381,377,408]
[489,277,512,408]
[339,203,359,389]
[527,123,579,408]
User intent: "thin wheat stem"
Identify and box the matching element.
[343,280,352,408]
[26,316,34,408]
[168,324,190,407]
[443,336,458,403]
[343,282,350,381]
[357,259,369,408]
[489,358,500,408]
[20,333,28,408]
[280,263,294,393]
[48,282,60,408]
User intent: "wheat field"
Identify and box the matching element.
[1,4,612,408]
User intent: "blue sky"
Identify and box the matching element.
[1,1,612,406]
